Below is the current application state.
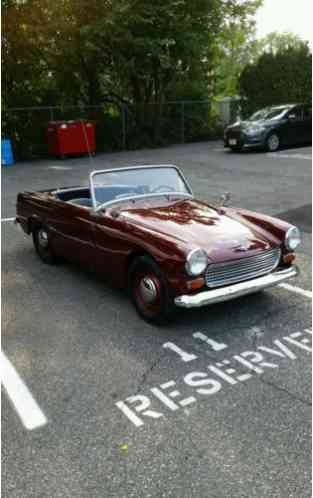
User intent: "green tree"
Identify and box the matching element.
[258,31,307,55]
[2,0,56,107]
[3,0,270,107]
[239,41,312,115]
[213,0,263,97]
[3,0,274,154]
[212,27,307,99]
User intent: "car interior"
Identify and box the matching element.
[55,185,144,208]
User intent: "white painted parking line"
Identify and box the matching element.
[0,351,47,430]
[1,217,15,222]
[279,283,312,299]
[267,153,312,160]
[48,166,72,170]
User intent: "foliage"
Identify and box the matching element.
[213,27,310,99]
[213,0,263,97]
[258,31,308,55]
[239,40,312,116]
[2,0,284,157]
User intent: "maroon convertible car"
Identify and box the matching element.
[16,165,300,323]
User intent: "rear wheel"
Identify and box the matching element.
[32,225,59,264]
[129,255,174,324]
[266,133,280,152]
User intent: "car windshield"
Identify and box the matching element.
[248,106,292,121]
[90,166,192,210]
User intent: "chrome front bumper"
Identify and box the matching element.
[174,266,299,309]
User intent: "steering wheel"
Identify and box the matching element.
[150,185,176,194]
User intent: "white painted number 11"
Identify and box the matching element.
[163,333,227,362]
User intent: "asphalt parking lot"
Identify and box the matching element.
[2,141,312,498]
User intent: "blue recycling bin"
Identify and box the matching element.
[2,139,14,166]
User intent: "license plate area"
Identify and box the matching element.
[229,139,237,146]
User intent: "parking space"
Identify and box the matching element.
[2,142,312,497]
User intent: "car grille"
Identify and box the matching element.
[205,248,281,288]
[227,130,241,139]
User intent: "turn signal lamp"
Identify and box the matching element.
[283,253,296,265]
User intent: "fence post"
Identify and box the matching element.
[121,104,126,150]
[181,102,185,144]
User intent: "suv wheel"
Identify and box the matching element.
[266,133,280,152]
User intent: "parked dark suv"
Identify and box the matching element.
[224,104,312,152]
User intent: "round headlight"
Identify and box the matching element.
[186,248,208,276]
[285,226,301,251]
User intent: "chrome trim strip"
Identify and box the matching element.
[175,266,299,308]
[89,164,193,211]
[54,186,87,194]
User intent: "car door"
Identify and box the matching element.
[91,210,134,287]
[46,200,98,268]
[302,105,312,143]
[285,106,305,145]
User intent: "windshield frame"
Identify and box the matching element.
[89,165,194,211]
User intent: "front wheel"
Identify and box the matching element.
[128,255,174,324]
[266,133,280,152]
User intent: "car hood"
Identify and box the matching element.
[120,199,275,263]
[227,118,280,131]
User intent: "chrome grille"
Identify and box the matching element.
[205,248,281,288]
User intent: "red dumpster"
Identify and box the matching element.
[46,120,96,158]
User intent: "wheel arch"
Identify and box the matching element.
[28,215,43,234]
[265,128,281,146]
[267,126,281,137]
[125,249,157,277]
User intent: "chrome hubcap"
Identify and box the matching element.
[268,134,279,151]
[38,229,49,248]
[139,277,158,304]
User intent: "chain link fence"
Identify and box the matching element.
[3,100,225,160]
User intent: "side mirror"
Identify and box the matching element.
[220,192,231,206]
[288,113,296,121]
